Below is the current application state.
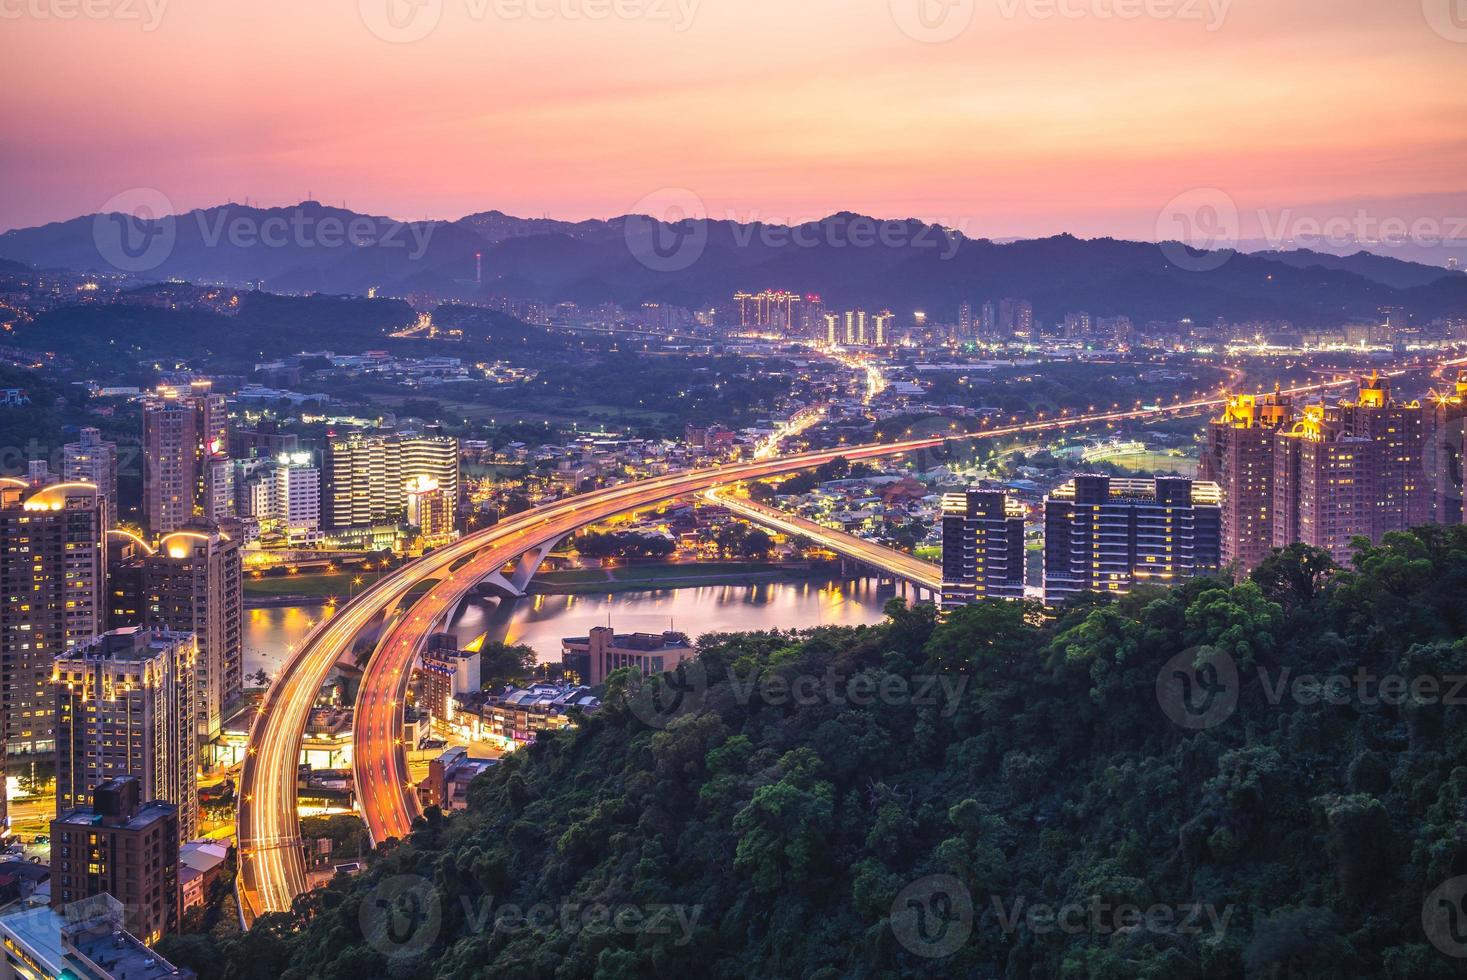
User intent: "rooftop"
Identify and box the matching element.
[0,898,191,980]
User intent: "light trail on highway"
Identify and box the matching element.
[239,357,1456,922]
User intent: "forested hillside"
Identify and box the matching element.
[164,529,1467,979]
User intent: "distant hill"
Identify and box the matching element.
[3,202,1465,326]
[1246,248,1464,290]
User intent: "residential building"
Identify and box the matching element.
[1427,370,1467,524]
[62,428,118,526]
[418,746,497,811]
[1272,406,1379,564]
[939,488,1026,609]
[109,527,241,742]
[1202,390,1295,576]
[49,777,182,943]
[322,433,458,530]
[53,629,198,842]
[1334,372,1433,535]
[405,475,455,543]
[0,895,192,980]
[1,481,104,755]
[1043,475,1222,605]
[141,382,228,535]
[561,628,694,686]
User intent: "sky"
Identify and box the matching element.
[3,0,1466,240]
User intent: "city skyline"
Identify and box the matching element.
[4,1,1467,239]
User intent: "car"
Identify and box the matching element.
[31,835,48,845]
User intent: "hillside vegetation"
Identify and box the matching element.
[164,528,1467,979]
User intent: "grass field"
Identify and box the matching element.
[245,571,384,600]
[531,561,798,595]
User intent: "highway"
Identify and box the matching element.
[707,487,943,592]
[239,364,1419,922]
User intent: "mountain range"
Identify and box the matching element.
[2,201,1464,327]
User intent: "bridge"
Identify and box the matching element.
[706,487,942,593]
[237,370,1393,922]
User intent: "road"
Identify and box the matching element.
[239,362,1437,922]
[707,487,942,592]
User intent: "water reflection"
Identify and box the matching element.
[243,577,907,675]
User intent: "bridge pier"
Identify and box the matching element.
[477,536,563,600]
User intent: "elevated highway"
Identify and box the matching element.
[706,487,942,592]
[239,367,1402,921]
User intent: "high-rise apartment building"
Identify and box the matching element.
[1427,371,1467,525]
[1,481,104,755]
[142,382,228,535]
[1043,475,1222,605]
[110,528,241,742]
[323,433,458,530]
[1334,372,1432,535]
[50,776,182,943]
[958,302,973,337]
[54,628,198,842]
[940,489,1026,609]
[1272,406,1380,564]
[1202,390,1295,575]
[62,427,119,525]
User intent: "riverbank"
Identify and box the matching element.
[528,561,830,595]
[244,560,836,606]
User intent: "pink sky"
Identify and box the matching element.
[3,0,1465,238]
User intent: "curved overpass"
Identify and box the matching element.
[239,371,1382,921]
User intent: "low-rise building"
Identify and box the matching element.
[418,746,497,811]
[0,895,192,980]
[561,628,694,686]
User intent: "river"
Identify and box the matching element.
[243,576,908,680]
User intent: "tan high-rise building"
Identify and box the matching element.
[142,381,229,535]
[323,433,458,530]
[1335,372,1433,536]
[1202,390,1295,576]
[110,526,242,743]
[1,480,104,755]
[53,628,199,843]
[1427,370,1467,525]
[1273,406,1380,564]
